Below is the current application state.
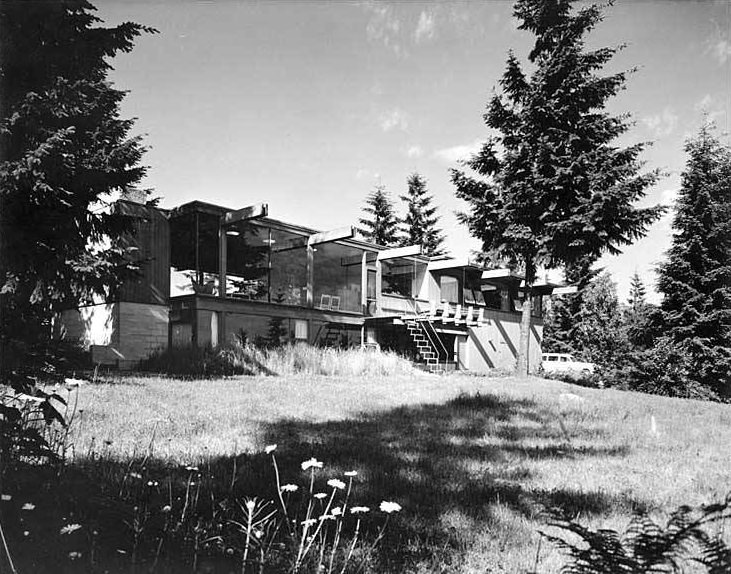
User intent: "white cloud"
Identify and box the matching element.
[405,145,423,158]
[364,4,404,56]
[433,140,483,163]
[355,168,370,180]
[380,109,408,132]
[710,39,731,65]
[414,10,435,43]
[642,106,679,138]
[694,94,726,124]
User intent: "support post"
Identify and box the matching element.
[360,251,367,315]
[218,220,227,298]
[306,244,314,307]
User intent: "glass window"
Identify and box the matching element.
[439,275,459,303]
[313,242,364,313]
[269,227,308,306]
[482,286,502,310]
[226,221,269,301]
[382,257,419,297]
[463,271,485,305]
[170,210,221,295]
[294,320,308,340]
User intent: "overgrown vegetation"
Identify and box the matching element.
[139,343,415,378]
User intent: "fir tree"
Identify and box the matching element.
[358,184,399,246]
[627,271,647,312]
[654,124,731,397]
[453,0,664,375]
[0,0,155,387]
[399,173,446,256]
[624,271,654,348]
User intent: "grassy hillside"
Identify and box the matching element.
[57,372,731,573]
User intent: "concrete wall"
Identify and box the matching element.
[60,302,169,369]
[461,311,543,373]
[116,302,169,368]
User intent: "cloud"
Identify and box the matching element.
[405,145,423,158]
[380,109,408,132]
[355,168,370,180]
[710,39,731,65]
[433,140,483,163]
[642,106,679,138]
[414,10,435,43]
[694,94,726,124]
[364,4,404,56]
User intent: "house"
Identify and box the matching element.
[61,199,562,372]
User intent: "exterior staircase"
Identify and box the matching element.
[403,316,444,373]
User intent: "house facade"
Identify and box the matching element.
[62,199,559,372]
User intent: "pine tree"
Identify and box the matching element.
[452,0,664,376]
[627,271,647,312]
[399,173,446,256]
[624,271,654,348]
[0,0,154,387]
[358,184,399,246]
[654,124,731,398]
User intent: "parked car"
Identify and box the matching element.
[541,353,595,375]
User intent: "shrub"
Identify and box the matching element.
[541,497,731,573]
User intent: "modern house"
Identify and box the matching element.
[61,199,563,372]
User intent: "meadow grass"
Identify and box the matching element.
[55,371,731,573]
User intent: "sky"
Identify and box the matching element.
[95,0,731,305]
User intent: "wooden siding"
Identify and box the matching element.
[117,201,171,305]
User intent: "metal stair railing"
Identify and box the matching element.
[403,300,449,372]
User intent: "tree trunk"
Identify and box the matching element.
[516,283,533,377]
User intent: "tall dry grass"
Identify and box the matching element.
[140,342,416,378]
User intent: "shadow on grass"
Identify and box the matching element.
[3,391,641,573]
[257,391,641,571]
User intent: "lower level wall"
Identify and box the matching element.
[461,311,543,373]
[61,302,169,369]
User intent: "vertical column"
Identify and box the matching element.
[306,244,314,307]
[360,252,367,315]
[218,218,227,298]
[375,259,382,316]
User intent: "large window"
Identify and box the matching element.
[313,242,363,313]
[170,211,220,295]
[226,221,269,301]
[382,257,422,298]
[269,227,308,306]
[463,271,485,306]
[439,275,459,303]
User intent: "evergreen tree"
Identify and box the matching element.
[654,124,731,398]
[358,184,399,246]
[624,271,654,348]
[0,0,154,387]
[627,271,647,311]
[452,0,664,376]
[573,272,628,365]
[399,173,446,256]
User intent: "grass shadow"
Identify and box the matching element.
[257,391,642,571]
[3,390,641,573]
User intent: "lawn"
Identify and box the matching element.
[5,372,731,573]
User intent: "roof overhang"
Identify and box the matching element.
[377,244,422,261]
